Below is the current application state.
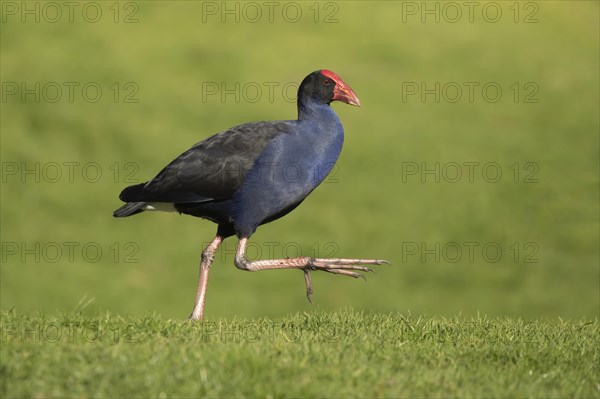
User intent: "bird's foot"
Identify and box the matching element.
[302,257,390,302]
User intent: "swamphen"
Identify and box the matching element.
[114,69,388,320]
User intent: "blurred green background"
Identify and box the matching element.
[1,1,598,320]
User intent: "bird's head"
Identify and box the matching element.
[298,69,361,107]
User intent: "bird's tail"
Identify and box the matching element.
[113,202,146,217]
[113,182,148,217]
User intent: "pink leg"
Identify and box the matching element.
[189,236,223,321]
[234,238,389,301]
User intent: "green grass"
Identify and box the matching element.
[1,1,599,397]
[1,310,598,398]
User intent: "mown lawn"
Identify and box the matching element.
[1,310,598,398]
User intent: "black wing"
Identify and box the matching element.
[119,121,293,203]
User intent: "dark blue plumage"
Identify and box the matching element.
[113,70,386,321]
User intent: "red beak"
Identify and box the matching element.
[321,69,361,107]
[333,83,361,107]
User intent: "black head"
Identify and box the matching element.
[298,70,360,107]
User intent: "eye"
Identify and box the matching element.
[324,79,332,86]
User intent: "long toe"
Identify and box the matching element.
[324,269,368,279]
[313,258,389,266]
[310,260,376,272]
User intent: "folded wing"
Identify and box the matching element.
[119,121,293,204]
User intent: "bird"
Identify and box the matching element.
[113,69,389,320]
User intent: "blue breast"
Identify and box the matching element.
[232,103,344,237]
